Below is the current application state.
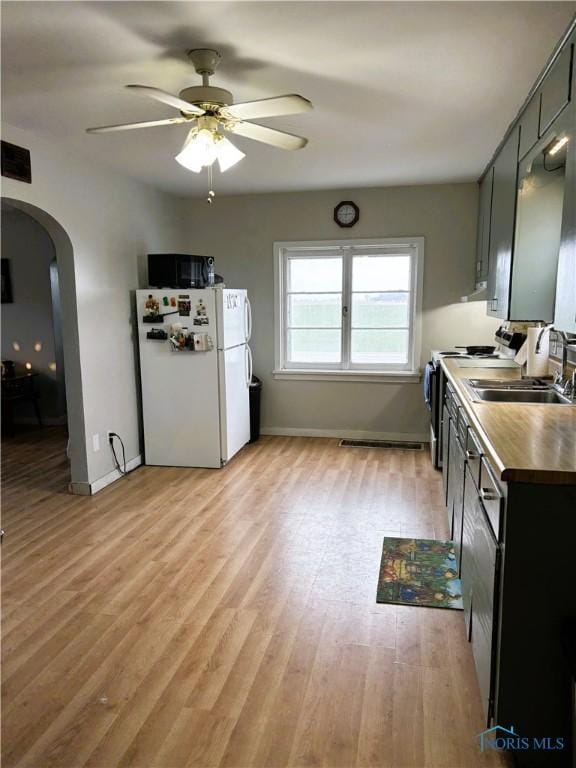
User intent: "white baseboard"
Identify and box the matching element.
[69,454,142,496]
[260,427,430,443]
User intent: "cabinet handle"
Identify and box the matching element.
[480,487,499,502]
[466,450,478,460]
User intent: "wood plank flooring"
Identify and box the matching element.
[1,430,512,767]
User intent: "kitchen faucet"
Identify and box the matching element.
[553,368,576,400]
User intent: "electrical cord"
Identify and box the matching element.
[108,432,127,475]
[542,153,564,173]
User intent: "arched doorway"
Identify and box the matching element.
[1,197,88,487]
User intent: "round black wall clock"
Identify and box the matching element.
[334,201,360,228]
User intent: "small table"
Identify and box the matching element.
[1,369,42,436]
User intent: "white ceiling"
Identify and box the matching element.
[2,2,575,197]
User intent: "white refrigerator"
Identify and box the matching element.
[136,287,252,468]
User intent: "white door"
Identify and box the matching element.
[137,288,222,468]
[217,289,251,349]
[218,343,250,462]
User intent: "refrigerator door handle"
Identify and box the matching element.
[245,345,253,387]
[244,296,253,342]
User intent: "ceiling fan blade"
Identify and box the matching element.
[220,94,313,121]
[86,116,193,133]
[226,121,308,150]
[126,85,205,116]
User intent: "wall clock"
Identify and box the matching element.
[334,201,359,228]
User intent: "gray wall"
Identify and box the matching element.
[1,206,66,423]
[2,123,189,488]
[185,184,501,439]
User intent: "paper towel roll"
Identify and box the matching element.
[526,327,550,377]
[514,340,528,367]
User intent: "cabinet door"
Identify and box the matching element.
[447,418,459,536]
[487,126,520,319]
[540,42,573,135]
[461,467,477,638]
[471,580,496,725]
[471,504,500,723]
[442,405,450,504]
[452,434,466,574]
[518,91,541,159]
[554,104,576,333]
[476,168,493,284]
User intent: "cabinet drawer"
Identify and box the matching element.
[465,428,483,489]
[540,42,573,135]
[445,384,453,412]
[457,407,468,446]
[479,458,503,538]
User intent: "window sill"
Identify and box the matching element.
[272,369,422,383]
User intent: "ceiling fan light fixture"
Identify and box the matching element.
[215,137,245,172]
[175,127,219,173]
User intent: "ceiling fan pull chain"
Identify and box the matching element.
[207,165,215,204]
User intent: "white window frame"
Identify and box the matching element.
[273,238,424,382]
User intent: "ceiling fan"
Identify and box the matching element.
[86,48,313,176]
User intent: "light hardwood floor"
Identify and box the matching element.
[1,430,512,768]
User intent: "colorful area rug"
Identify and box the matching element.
[376,537,463,610]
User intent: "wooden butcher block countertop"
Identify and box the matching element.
[441,358,576,485]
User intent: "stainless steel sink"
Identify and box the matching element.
[472,389,572,404]
[466,378,549,390]
[463,378,574,405]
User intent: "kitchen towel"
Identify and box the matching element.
[423,362,434,411]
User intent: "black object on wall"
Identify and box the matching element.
[1,259,13,303]
[1,141,31,184]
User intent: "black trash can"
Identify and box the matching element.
[249,376,263,443]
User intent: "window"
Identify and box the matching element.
[274,238,423,379]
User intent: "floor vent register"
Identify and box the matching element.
[339,439,424,450]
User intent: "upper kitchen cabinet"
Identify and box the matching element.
[540,40,573,135]
[475,167,493,285]
[486,127,520,319]
[554,46,576,333]
[518,91,541,160]
[511,109,571,323]
[483,21,575,322]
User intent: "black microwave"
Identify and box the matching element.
[147,254,215,289]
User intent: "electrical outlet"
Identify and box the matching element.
[92,434,100,452]
[107,431,114,443]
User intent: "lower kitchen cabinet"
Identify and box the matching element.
[461,467,477,638]
[442,386,576,766]
[441,403,450,505]
[461,457,500,722]
[451,423,466,573]
[470,496,500,720]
